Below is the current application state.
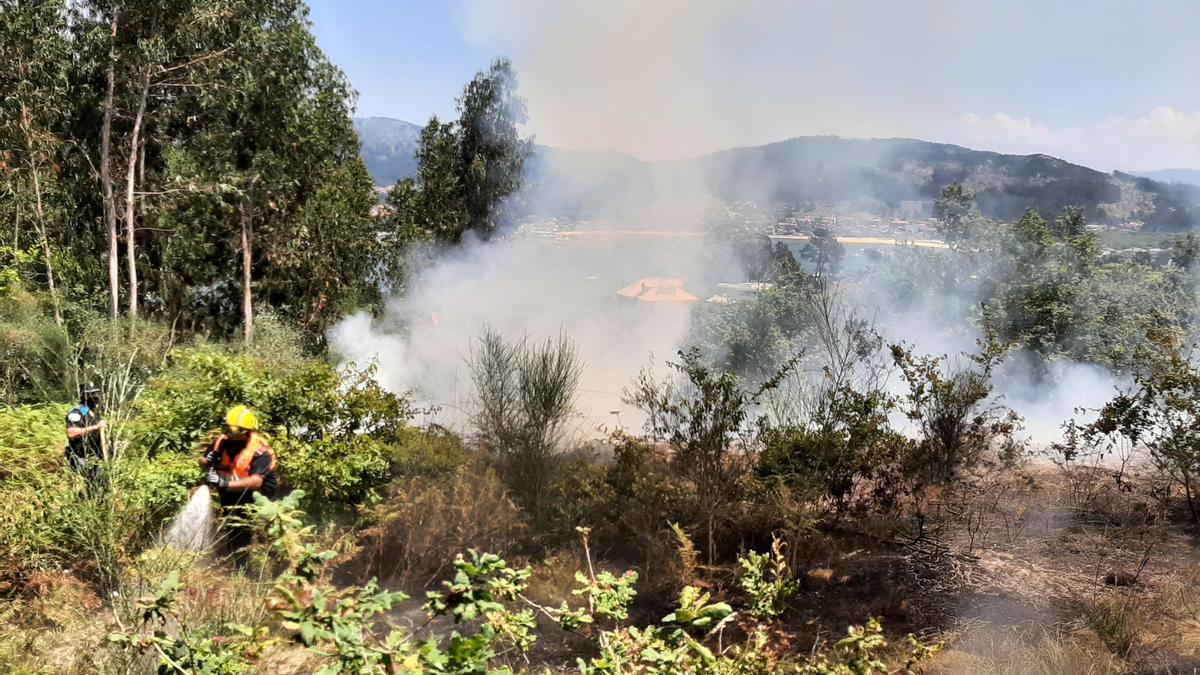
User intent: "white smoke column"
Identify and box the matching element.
[329,1,749,430]
[992,356,1125,449]
[331,228,711,431]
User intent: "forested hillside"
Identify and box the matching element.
[357,117,1200,230]
[353,116,422,186]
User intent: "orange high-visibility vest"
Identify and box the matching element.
[215,432,275,480]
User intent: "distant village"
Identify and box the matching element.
[513,198,1150,242]
[373,186,1172,262]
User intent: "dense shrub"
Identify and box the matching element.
[0,405,71,587]
[132,347,412,505]
[1085,336,1200,523]
[276,435,391,505]
[0,403,234,592]
[111,493,940,675]
[391,425,473,477]
[624,347,786,564]
[891,341,1023,487]
[114,451,198,527]
[540,457,616,541]
[0,284,70,404]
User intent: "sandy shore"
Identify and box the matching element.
[769,234,948,249]
[542,229,948,249]
[548,230,705,239]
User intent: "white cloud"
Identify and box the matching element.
[956,107,1200,171]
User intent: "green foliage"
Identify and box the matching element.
[798,619,888,675]
[625,348,790,563]
[0,276,70,404]
[0,0,388,343]
[115,450,197,526]
[133,346,411,504]
[688,271,815,382]
[738,537,798,619]
[877,189,1193,369]
[552,530,638,631]
[277,435,392,505]
[758,329,904,509]
[109,490,940,675]
[0,405,72,581]
[389,426,477,479]
[278,577,410,674]
[1085,336,1200,523]
[424,550,534,631]
[387,58,532,243]
[891,338,1022,486]
[263,495,539,674]
[799,227,845,279]
[108,569,265,674]
[0,406,187,592]
[934,182,982,249]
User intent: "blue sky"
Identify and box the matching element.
[308,1,1200,170]
[307,0,486,123]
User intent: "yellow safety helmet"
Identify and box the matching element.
[224,405,259,432]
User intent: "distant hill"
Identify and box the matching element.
[354,117,1200,231]
[689,138,1200,231]
[1131,169,1200,187]
[353,117,422,186]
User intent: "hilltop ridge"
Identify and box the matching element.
[356,117,1200,231]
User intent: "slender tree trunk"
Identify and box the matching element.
[240,197,253,344]
[16,61,62,327]
[123,69,150,319]
[100,13,119,319]
[27,167,61,327]
[137,138,146,219]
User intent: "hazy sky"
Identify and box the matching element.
[308,0,1200,170]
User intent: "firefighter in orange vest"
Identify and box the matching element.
[199,405,277,554]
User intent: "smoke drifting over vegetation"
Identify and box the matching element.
[331,234,705,429]
[9,1,1200,672]
[331,7,1141,450]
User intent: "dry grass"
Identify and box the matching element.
[1082,596,1141,656]
[345,461,525,587]
[7,443,1200,673]
[0,571,112,673]
[934,626,1123,674]
[905,459,1200,673]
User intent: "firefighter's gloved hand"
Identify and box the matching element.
[203,449,218,466]
[205,468,228,492]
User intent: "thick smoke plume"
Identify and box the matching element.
[331,231,709,431]
[330,1,1127,447]
[331,1,738,430]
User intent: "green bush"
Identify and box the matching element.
[131,347,412,506]
[0,403,68,463]
[0,286,70,405]
[539,457,616,541]
[132,348,267,454]
[134,347,409,450]
[115,450,199,528]
[0,405,72,584]
[391,425,473,477]
[276,435,391,505]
